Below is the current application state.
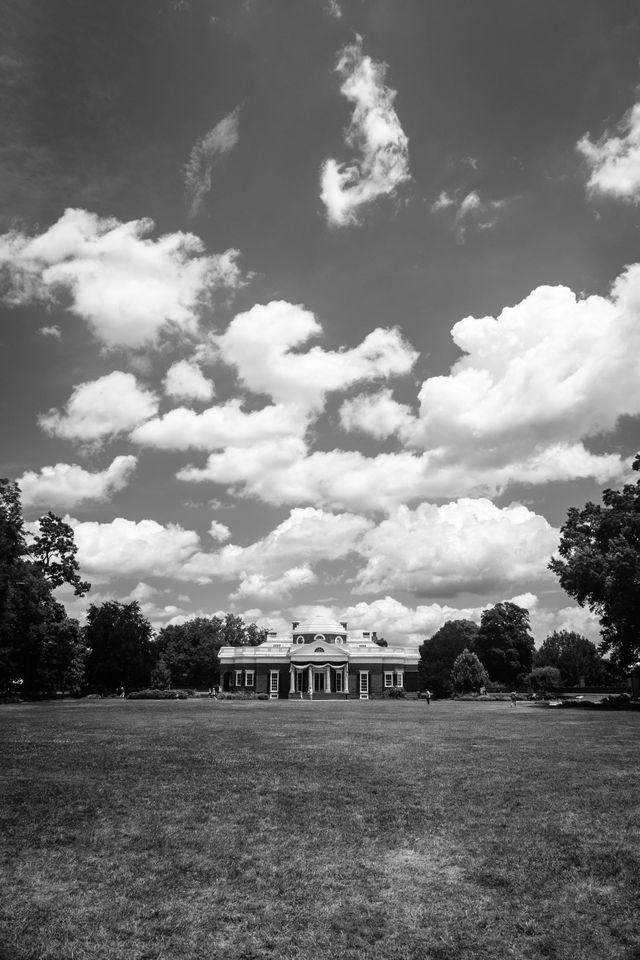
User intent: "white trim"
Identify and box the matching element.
[359,671,369,699]
[396,670,404,688]
[245,670,255,687]
[269,670,279,698]
[235,670,242,687]
[314,634,325,641]
[384,671,394,688]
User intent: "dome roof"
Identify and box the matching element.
[294,616,347,635]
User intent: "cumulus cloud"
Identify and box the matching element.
[208,520,231,542]
[69,516,201,579]
[355,498,558,596]
[320,36,410,226]
[0,208,244,348]
[163,359,215,402]
[132,400,307,451]
[40,371,158,445]
[216,300,417,410]
[181,506,372,583]
[185,107,240,219]
[339,388,414,439]
[18,456,137,510]
[230,565,317,603]
[578,102,640,202]
[38,325,61,339]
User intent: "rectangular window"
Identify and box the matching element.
[396,671,404,688]
[235,671,242,686]
[335,672,343,693]
[245,670,254,687]
[359,672,369,698]
[384,671,394,687]
[270,671,279,697]
[295,671,303,692]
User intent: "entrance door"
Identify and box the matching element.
[314,672,325,693]
[269,670,279,699]
[359,672,369,699]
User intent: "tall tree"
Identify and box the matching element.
[534,631,607,686]
[84,601,153,692]
[418,619,479,698]
[550,455,640,671]
[29,512,90,596]
[474,602,535,686]
[1,481,90,693]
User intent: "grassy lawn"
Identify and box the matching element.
[1,699,639,960]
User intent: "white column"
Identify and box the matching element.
[326,664,331,693]
[290,663,295,697]
[344,665,348,697]
[308,665,313,699]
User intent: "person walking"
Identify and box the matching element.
[425,689,431,705]
[510,691,517,706]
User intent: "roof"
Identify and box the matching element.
[294,616,347,635]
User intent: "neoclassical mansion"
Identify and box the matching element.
[219,616,420,699]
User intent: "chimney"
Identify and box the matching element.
[340,621,347,630]
[292,621,300,630]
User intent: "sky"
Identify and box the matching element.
[1,0,640,647]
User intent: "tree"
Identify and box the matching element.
[1,481,90,694]
[526,666,561,695]
[150,658,172,690]
[473,602,535,686]
[29,512,90,596]
[534,631,606,686]
[550,455,640,670]
[418,620,479,698]
[155,614,267,688]
[450,648,489,693]
[84,601,153,692]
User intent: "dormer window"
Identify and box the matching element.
[335,637,343,645]
[314,634,325,642]
[296,636,305,644]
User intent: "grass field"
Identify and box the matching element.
[1,699,639,960]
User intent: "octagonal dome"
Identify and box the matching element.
[294,616,347,636]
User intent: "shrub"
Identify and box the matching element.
[386,686,406,699]
[127,688,188,700]
[216,691,263,701]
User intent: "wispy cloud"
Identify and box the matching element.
[577,101,640,203]
[320,36,410,226]
[185,107,240,219]
[431,188,505,239]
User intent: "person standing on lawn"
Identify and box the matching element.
[510,691,517,706]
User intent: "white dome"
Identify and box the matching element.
[294,616,347,635]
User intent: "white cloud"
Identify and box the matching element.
[178,435,626,512]
[578,102,640,202]
[216,300,417,410]
[431,188,504,238]
[0,208,244,348]
[181,506,372,583]
[320,36,410,226]
[163,359,215,402]
[208,520,231,542]
[132,400,307,450]
[18,456,137,510]
[40,371,158,444]
[69,516,201,579]
[230,565,317,603]
[38,325,61,339]
[354,498,558,596]
[339,388,414,439]
[185,107,240,219]
[326,0,342,19]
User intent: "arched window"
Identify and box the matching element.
[335,637,343,645]
[296,636,305,644]
[314,634,325,642]
[314,646,325,653]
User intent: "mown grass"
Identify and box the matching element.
[1,699,639,960]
